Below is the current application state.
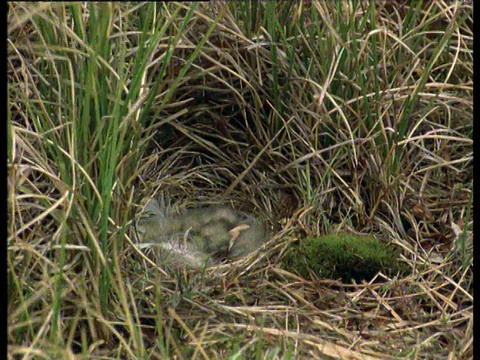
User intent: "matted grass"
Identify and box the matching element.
[8,1,472,359]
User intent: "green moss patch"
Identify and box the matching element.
[282,233,404,283]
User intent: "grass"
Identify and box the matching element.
[8,1,472,359]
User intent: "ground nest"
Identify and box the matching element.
[8,2,472,359]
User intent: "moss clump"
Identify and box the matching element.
[282,233,404,283]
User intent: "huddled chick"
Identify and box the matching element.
[135,198,270,269]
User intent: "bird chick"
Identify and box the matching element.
[135,198,270,269]
[227,219,270,259]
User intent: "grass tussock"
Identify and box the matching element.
[8,1,472,359]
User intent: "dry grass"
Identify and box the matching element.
[8,1,472,359]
